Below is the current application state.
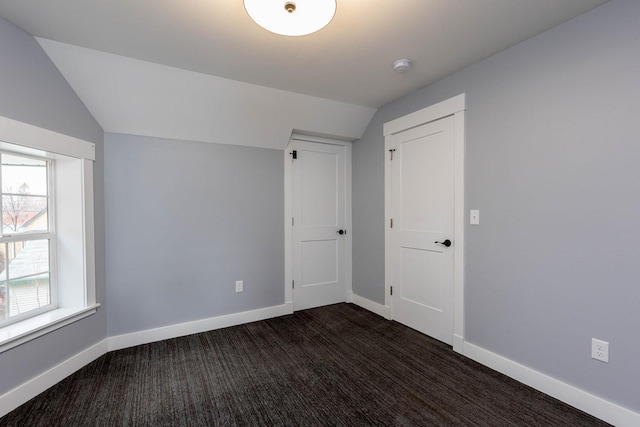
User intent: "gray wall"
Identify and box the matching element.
[105,133,284,336]
[0,16,106,394]
[353,0,639,412]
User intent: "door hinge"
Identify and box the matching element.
[290,150,297,160]
[390,286,393,296]
[292,217,294,226]
[389,148,396,160]
[292,280,295,289]
[390,218,393,228]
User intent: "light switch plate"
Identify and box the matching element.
[470,210,480,225]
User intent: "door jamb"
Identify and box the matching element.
[284,133,353,314]
[383,94,466,353]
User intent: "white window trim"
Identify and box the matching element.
[0,115,98,353]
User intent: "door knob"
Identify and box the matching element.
[337,229,346,235]
[435,239,452,247]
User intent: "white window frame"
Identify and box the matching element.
[0,115,98,353]
[0,150,56,327]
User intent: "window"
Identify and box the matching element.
[0,115,97,352]
[0,152,54,326]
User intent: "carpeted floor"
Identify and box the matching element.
[1,303,608,426]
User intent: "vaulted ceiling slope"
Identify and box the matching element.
[37,39,376,150]
[1,0,608,149]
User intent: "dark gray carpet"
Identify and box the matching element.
[1,303,608,426]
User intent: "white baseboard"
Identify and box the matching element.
[352,298,638,426]
[351,293,391,319]
[452,334,464,354]
[284,301,294,315]
[0,338,108,417]
[108,303,290,351]
[463,342,640,427]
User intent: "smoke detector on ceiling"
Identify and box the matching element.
[393,59,412,73]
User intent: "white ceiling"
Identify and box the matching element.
[0,0,607,108]
[0,0,609,149]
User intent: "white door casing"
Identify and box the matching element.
[384,94,466,352]
[285,135,352,312]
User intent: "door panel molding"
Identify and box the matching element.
[384,93,466,352]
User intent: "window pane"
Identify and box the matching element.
[0,282,5,320]
[1,154,48,196]
[0,239,50,321]
[5,274,50,318]
[1,153,49,234]
[6,239,50,278]
[2,195,48,232]
[0,243,5,320]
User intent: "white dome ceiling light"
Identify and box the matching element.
[244,0,337,37]
[393,59,412,73]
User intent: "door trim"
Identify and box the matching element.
[284,133,353,313]
[383,93,466,352]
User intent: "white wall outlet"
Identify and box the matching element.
[591,338,609,363]
[470,209,480,225]
[235,280,243,293]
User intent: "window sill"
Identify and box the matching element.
[0,304,100,353]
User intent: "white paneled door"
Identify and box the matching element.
[292,140,347,311]
[389,116,455,345]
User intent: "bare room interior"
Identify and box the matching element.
[0,0,638,425]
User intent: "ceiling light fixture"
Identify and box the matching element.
[393,59,412,73]
[244,0,337,37]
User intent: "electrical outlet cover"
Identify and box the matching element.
[591,338,609,363]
